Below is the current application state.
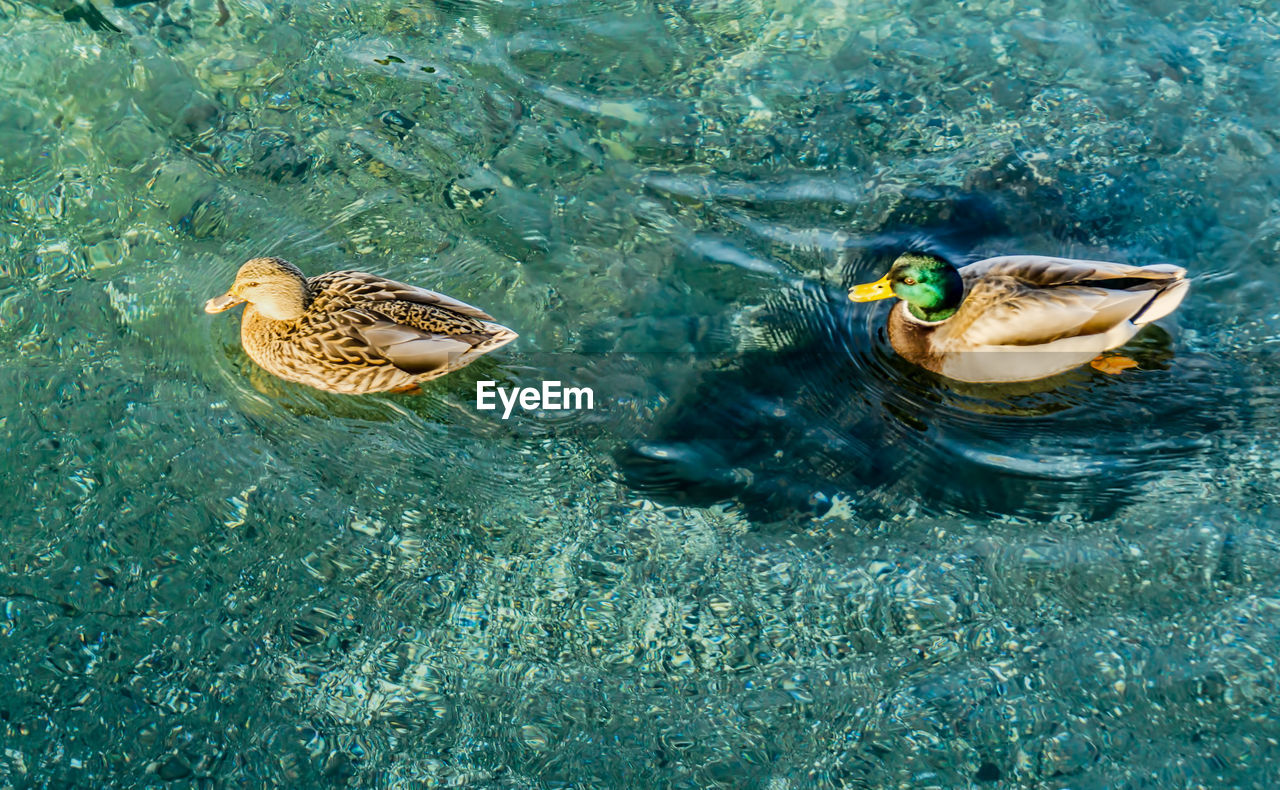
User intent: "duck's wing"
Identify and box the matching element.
[301,307,491,376]
[309,270,497,321]
[941,256,1186,349]
[353,317,484,375]
[960,255,1184,286]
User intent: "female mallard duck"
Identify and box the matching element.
[849,252,1189,383]
[205,257,517,394]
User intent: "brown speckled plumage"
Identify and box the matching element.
[207,258,517,394]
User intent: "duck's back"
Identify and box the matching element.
[308,271,496,333]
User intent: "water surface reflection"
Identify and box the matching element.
[2,0,1280,786]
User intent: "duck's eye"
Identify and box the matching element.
[903,277,916,286]
[242,281,258,288]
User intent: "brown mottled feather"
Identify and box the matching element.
[232,266,516,394]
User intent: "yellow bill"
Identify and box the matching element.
[848,274,894,302]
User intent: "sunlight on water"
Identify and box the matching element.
[2,0,1280,786]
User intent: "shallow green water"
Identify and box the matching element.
[3,0,1280,786]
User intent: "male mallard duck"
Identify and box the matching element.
[849,252,1189,383]
[205,257,517,394]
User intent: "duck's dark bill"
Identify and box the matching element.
[849,274,893,302]
[204,293,245,313]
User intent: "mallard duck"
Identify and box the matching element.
[205,257,517,394]
[849,252,1189,383]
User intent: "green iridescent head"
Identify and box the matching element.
[849,252,965,322]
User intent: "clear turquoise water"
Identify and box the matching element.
[2,0,1280,786]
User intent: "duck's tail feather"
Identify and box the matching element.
[1132,270,1190,325]
[471,323,518,353]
